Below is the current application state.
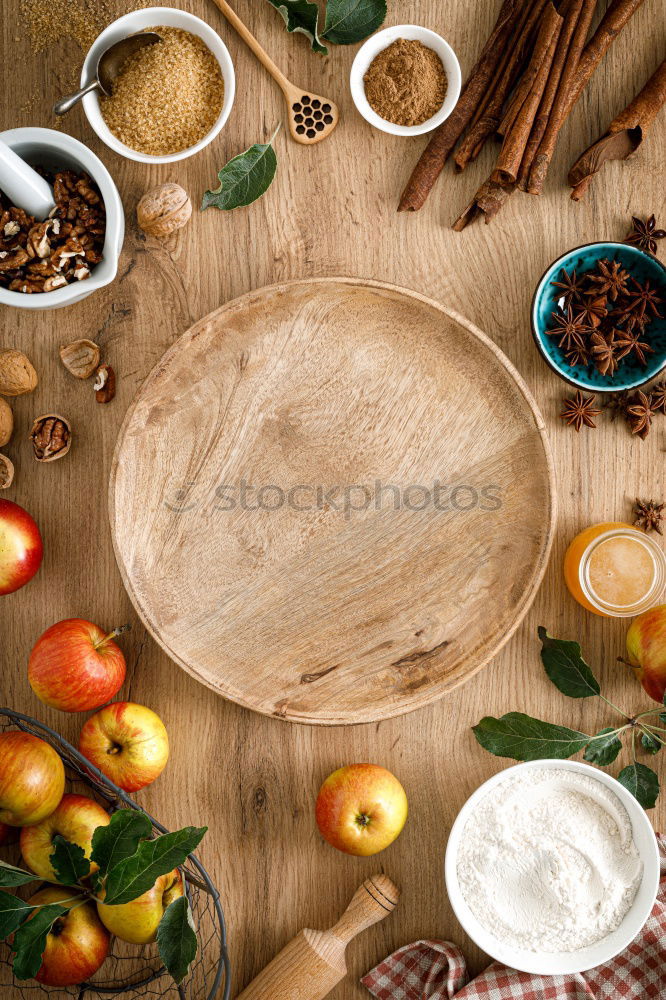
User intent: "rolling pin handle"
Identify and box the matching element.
[329,874,400,946]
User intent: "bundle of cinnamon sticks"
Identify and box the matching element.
[398,0,649,228]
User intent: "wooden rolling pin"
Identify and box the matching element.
[236,874,399,1000]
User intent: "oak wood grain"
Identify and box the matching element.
[1,0,665,996]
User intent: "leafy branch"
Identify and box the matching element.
[473,627,664,809]
[0,810,206,986]
[265,0,386,53]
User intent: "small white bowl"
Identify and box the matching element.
[445,759,660,975]
[0,128,124,312]
[82,7,235,164]
[350,25,461,137]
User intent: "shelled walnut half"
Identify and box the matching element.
[30,415,71,462]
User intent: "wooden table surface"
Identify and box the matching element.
[1,1,665,996]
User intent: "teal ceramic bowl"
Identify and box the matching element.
[531,242,666,393]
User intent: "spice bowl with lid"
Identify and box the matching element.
[81,7,235,164]
[445,759,660,975]
[350,25,461,137]
[0,127,124,311]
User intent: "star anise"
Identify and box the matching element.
[551,267,586,307]
[620,278,664,325]
[576,294,608,329]
[564,343,591,368]
[601,390,631,421]
[560,390,600,431]
[614,325,654,365]
[586,259,631,301]
[649,381,666,414]
[625,215,666,256]
[548,306,591,351]
[591,329,619,376]
[625,390,654,439]
[633,498,665,535]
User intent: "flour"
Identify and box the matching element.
[456,768,643,953]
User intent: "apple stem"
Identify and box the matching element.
[95,623,132,649]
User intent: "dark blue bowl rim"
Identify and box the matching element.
[530,241,666,394]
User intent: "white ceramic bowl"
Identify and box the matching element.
[445,759,660,975]
[350,24,461,136]
[0,127,124,311]
[82,7,235,164]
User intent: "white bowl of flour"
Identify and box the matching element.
[445,760,660,974]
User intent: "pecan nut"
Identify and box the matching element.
[30,414,72,462]
[94,363,116,404]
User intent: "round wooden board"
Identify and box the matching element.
[110,278,556,725]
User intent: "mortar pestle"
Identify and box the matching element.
[0,138,55,219]
[0,128,124,311]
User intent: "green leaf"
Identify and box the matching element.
[617,762,660,809]
[91,809,152,876]
[202,130,279,212]
[157,896,198,985]
[640,730,662,755]
[583,727,623,765]
[0,860,37,888]
[12,903,66,980]
[50,836,90,886]
[538,627,600,699]
[0,890,32,937]
[659,712,666,726]
[322,0,386,44]
[266,0,327,53]
[104,827,206,906]
[472,712,589,761]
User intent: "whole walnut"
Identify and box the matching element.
[0,398,13,447]
[0,349,38,396]
[137,183,192,238]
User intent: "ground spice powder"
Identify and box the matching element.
[100,27,224,156]
[364,38,447,127]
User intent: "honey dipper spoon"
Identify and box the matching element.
[210,0,339,145]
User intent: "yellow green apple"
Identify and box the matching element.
[315,763,408,856]
[78,702,169,792]
[24,886,110,986]
[96,868,183,943]
[0,731,65,827]
[20,793,110,881]
[626,604,666,703]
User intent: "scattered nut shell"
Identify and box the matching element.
[30,414,72,463]
[59,339,101,379]
[0,398,13,447]
[0,454,14,489]
[0,349,38,396]
[137,183,192,238]
[94,363,116,404]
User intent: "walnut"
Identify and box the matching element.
[0,349,38,396]
[94,363,116,403]
[0,398,13,446]
[43,275,67,291]
[26,221,53,259]
[0,248,29,272]
[30,414,72,462]
[137,183,192,238]
[0,454,14,489]
[8,277,44,293]
[3,221,20,238]
[59,339,100,379]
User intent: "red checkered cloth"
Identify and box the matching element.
[362,835,666,1000]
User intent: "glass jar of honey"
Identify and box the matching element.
[564,522,666,617]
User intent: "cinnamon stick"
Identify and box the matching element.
[452,178,516,230]
[528,0,646,194]
[492,3,563,184]
[569,59,666,199]
[397,0,525,212]
[454,0,549,171]
[516,0,584,189]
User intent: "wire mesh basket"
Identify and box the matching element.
[0,709,231,1000]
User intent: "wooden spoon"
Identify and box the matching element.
[210,0,339,145]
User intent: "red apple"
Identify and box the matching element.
[97,868,183,944]
[626,604,666,703]
[28,619,128,712]
[24,886,110,987]
[0,499,43,595]
[21,793,110,881]
[315,763,408,856]
[79,702,169,792]
[0,731,65,827]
